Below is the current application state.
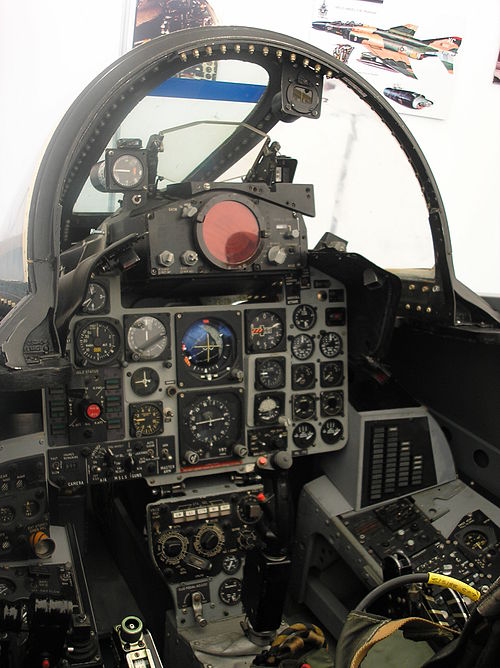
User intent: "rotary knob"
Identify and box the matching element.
[157,531,188,565]
[267,245,287,265]
[194,524,225,558]
[238,529,257,550]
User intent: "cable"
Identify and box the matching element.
[355,572,481,613]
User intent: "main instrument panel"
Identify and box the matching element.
[46,266,348,489]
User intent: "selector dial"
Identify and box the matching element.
[157,530,188,565]
[238,529,257,550]
[194,524,225,558]
[237,495,263,525]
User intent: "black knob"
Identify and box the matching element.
[199,530,219,552]
[164,536,185,558]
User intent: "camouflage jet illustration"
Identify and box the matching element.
[312,21,462,78]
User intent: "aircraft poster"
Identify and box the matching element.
[307,1,464,120]
[130,0,463,120]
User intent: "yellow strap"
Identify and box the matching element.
[427,573,481,602]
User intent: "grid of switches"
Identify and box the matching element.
[368,425,423,503]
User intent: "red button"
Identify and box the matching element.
[86,403,101,420]
[257,456,267,467]
[257,493,266,502]
[42,660,50,668]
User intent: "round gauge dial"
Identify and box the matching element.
[319,332,342,358]
[127,316,168,361]
[463,530,489,552]
[321,419,343,445]
[292,423,316,449]
[321,391,343,417]
[111,154,144,188]
[81,282,107,314]
[293,304,317,331]
[293,394,316,420]
[76,321,120,365]
[181,318,235,380]
[194,524,225,558]
[247,311,284,352]
[255,394,282,425]
[320,361,343,387]
[187,396,232,445]
[0,506,15,524]
[130,367,160,396]
[291,334,314,360]
[219,578,242,606]
[292,363,316,390]
[255,358,285,390]
[157,530,188,566]
[129,403,163,438]
[222,554,241,575]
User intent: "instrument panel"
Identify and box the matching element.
[46,265,348,488]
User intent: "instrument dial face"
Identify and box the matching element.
[293,304,317,331]
[129,402,163,438]
[219,578,242,606]
[111,154,144,188]
[320,361,343,387]
[291,334,314,360]
[463,529,489,552]
[75,321,120,365]
[321,419,343,445]
[320,391,343,417]
[130,367,160,396]
[293,394,316,420]
[222,554,241,575]
[255,358,285,390]
[254,393,283,425]
[127,316,168,361]
[81,282,107,314]
[181,318,235,380]
[247,311,284,352]
[319,332,342,358]
[292,363,316,390]
[0,506,15,524]
[187,396,232,446]
[292,423,316,448]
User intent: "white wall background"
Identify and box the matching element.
[0,0,498,295]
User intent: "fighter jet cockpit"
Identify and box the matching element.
[0,25,499,668]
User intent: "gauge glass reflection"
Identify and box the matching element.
[181,318,235,379]
[128,316,168,361]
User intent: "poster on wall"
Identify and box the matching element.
[493,49,500,85]
[130,0,463,119]
[306,1,463,120]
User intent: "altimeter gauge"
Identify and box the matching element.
[75,320,121,365]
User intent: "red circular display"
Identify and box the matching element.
[201,201,260,267]
[86,403,102,420]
